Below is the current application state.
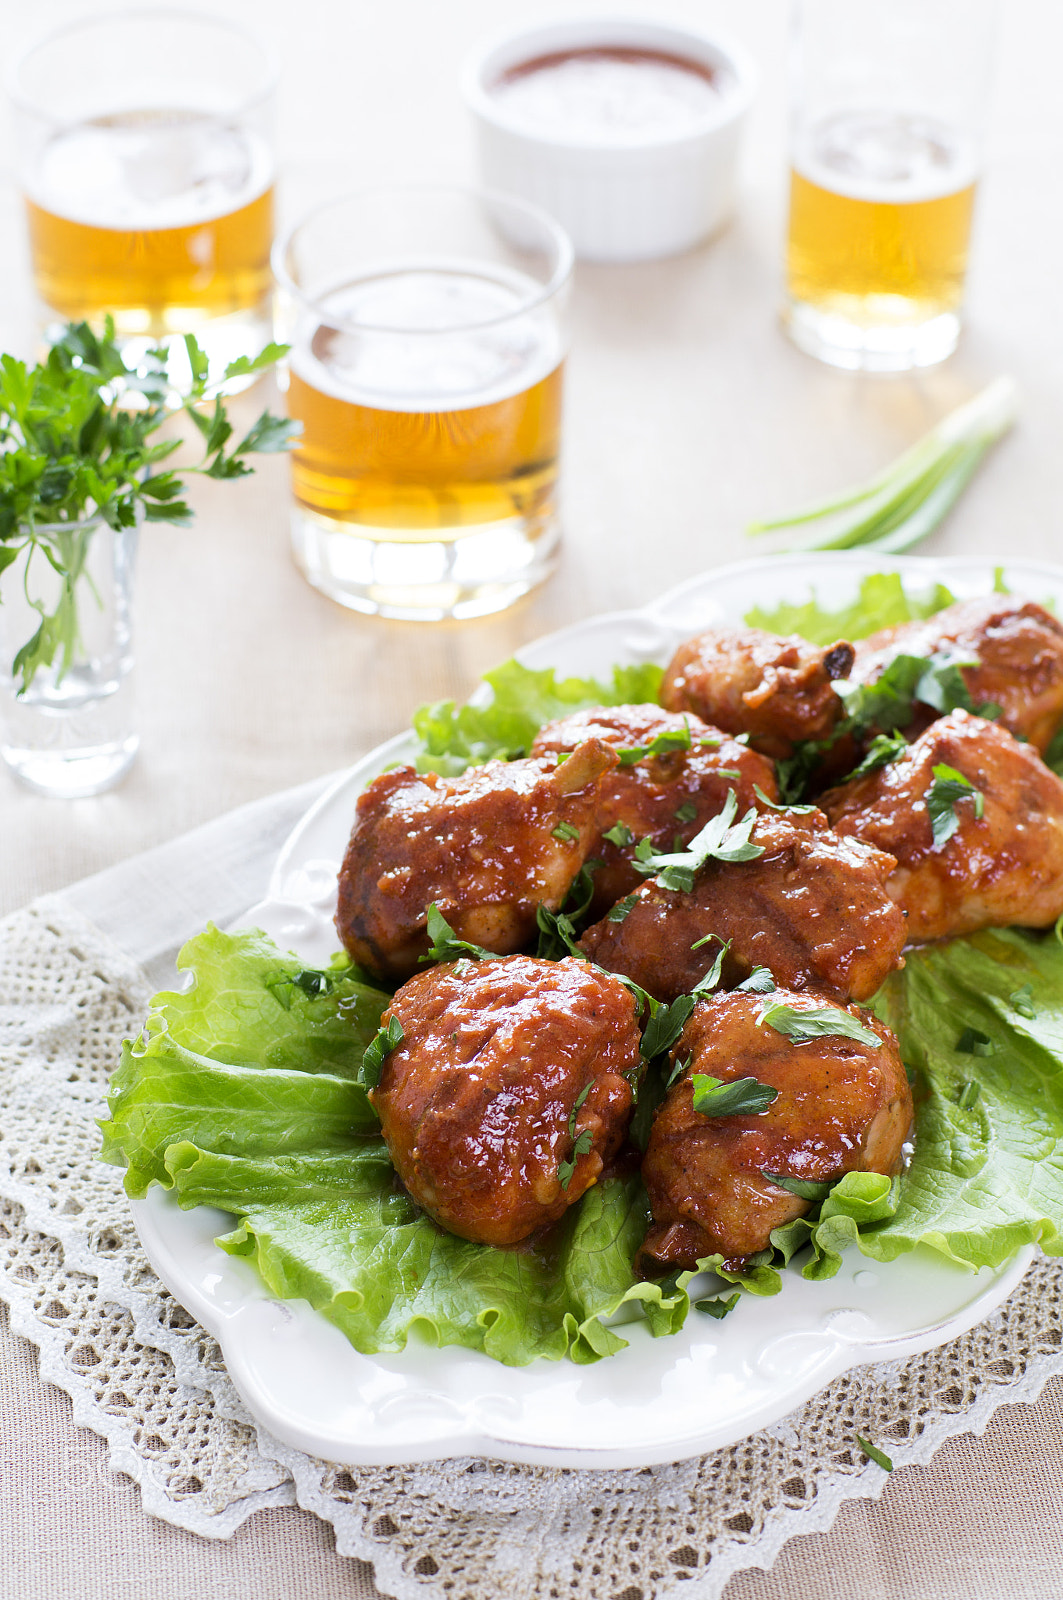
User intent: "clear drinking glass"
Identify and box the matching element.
[8,8,276,385]
[0,520,138,798]
[784,0,997,371]
[272,186,573,621]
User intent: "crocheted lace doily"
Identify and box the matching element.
[3,896,1062,1600]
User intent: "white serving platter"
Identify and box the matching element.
[133,550,1060,1468]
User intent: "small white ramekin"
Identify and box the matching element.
[461,14,757,264]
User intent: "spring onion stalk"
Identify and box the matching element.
[748,376,1018,554]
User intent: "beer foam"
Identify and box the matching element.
[289,266,563,414]
[27,112,273,230]
[795,111,978,204]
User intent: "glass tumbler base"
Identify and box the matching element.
[290,506,561,621]
[783,298,961,372]
[2,734,139,798]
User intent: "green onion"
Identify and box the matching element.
[748,377,1017,555]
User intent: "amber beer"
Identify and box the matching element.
[288,325,562,538]
[286,267,563,538]
[24,110,274,350]
[787,166,975,323]
[785,110,979,367]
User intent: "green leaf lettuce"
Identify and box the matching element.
[412,657,664,775]
[100,927,689,1366]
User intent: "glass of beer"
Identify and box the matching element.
[272,187,573,620]
[9,9,276,385]
[784,0,997,371]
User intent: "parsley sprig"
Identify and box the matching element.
[758,1001,881,1048]
[0,321,297,692]
[691,1073,779,1117]
[925,763,985,849]
[422,904,499,963]
[776,648,999,804]
[633,790,764,892]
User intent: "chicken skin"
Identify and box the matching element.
[336,740,616,983]
[849,594,1063,753]
[530,704,778,917]
[640,990,912,1270]
[579,810,905,1004]
[660,625,854,761]
[371,955,642,1246]
[820,709,1063,943]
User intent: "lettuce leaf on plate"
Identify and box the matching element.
[412,658,664,775]
[100,575,1063,1361]
[769,929,1063,1279]
[744,571,961,646]
[100,926,689,1366]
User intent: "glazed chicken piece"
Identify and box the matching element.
[336,739,616,983]
[820,708,1063,943]
[849,594,1063,753]
[660,624,854,761]
[530,704,778,917]
[579,809,905,1004]
[640,990,912,1270]
[371,955,641,1246]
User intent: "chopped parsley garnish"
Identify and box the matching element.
[557,1128,593,1191]
[1011,984,1036,1019]
[714,767,743,780]
[674,801,699,824]
[422,904,498,964]
[753,784,818,816]
[666,1051,692,1089]
[761,1170,835,1201]
[775,740,830,804]
[842,732,909,783]
[360,1015,404,1089]
[551,821,580,843]
[535,904,583,961]
[640,994,696,1060]
[602,821,635,848]
[856,1436,893,1471]
[736,966,777,995]
[605,893,639,923]
[758,1001,880,1047]
[776,647,998,804]
[956,1027,994,1057]
[615,724,694,766]
[925,763,984,849]
[633,790,763,892]
[691,937,731,996]
[956,1079,982,1109]
[567,1081,593,1138]
[1045,722,1063,778]
[265,966,338,1008]
[691,1073,779,1117]
[834,648,985,733]
[561,858,601,924]
[693,1291,740,1319]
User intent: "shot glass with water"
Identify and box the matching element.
[9,9,276,385]
[784,0,997,371]
[272,186,573,621]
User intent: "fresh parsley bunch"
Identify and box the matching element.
[0,320,298,693]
